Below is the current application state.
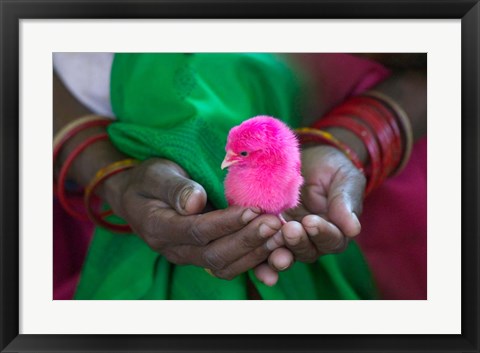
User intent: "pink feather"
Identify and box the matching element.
[222,116,303,219]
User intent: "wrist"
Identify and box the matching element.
[53,115,137,232]
[83,158,139,233]
[309,93,411,196]
[323,127,369,166]
[102,167,132,211]
[57,126,128,189]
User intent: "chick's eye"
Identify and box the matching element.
[240,151,248,157]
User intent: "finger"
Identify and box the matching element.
[302,215,349,255]
[143,206,261,248]
[211,244,271,280]
[282,204,310,223]
[327,169,365,237]
[141,159,207,215]
[265,231,285,252]
[213,245,294,282]
[281,221,318,263]
[254,263,279,286]
[327,193,361,238]
[201,214,282,271]
[268,247,295,271]
[168,240,270,280]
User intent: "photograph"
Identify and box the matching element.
[53,52,428,301]
[1,0,478,351]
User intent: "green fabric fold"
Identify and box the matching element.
[74,53,377,300]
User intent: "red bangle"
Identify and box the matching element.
[347,96,403,174]
[332,102,398,180]
[84,159,140,233]
[359,94,409,175]
[57,133,109,221]
[53,119,111,163]
[357,96,403,149]
[316,115,382,196]
[53,116,111,194]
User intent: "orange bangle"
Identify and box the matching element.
[295,127,364,173]
[84,159,140,233]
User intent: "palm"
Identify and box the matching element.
[284,145,363,222]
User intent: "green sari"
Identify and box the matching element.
[74,53,377,300]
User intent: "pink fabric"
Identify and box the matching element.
[358,139,427,299]
[53,54,426,300]
[53,197,94,299]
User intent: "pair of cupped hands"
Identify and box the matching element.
[104,145,366,286]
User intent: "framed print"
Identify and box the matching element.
[1,0,479,352]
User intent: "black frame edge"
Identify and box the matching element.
[0,0,20,352]
[461,1,480,350]
[0,0,478,19]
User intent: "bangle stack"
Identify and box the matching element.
[56,133,109,221]
[296,91,413,196]
[363,90,414,175]
[53,115,136,233]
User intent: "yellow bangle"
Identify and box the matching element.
[363,90,414,175]
[295,127,365,173]
[204,268,215,277]
[84,158,140,233]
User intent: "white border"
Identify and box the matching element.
[20,19,461,334]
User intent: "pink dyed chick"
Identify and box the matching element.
[221,115,303,223]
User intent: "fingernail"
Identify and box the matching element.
[266,231,283,250]
[277,262,292,271]
[180,187,193,209]
[250,207,262,214]
[259,224,276,238]
[352,212,361,230]
[242,209,259,223]
[261,277,277,287]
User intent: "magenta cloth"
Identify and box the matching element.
[359,138,427,299]
[52,53,426,300]
[53,197,94,300]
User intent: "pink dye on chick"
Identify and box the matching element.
[221,115,303,222]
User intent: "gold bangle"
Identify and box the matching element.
[363,90,414,175]
[85,158,140,201]
[84,158,140,232]
[295,127,365,173]
[53,114,111,152]
[204,268,215,277]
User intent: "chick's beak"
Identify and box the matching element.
[221,150,239,170]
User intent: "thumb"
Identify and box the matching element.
[328,194,361,237]
[327,172,365,238]
[144,159,207,215]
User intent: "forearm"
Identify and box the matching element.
[53,72,127,198]
[324,69,427,167]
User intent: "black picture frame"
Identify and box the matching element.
[1,1,479,352]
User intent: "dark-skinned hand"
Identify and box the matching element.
[253,145,366,286]
[102,158,282,280]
